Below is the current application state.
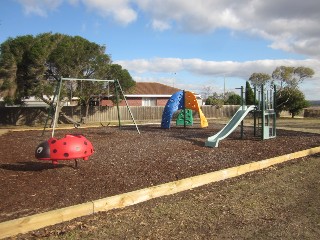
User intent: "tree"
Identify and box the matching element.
[276,87,310,118]
[0,33,110,102]
[248,66,314,117]
[0,33,135,122]
[201,86,215,101]
[248,73,271,88]
[272,66,314,90]
[225,93,241,105]
[205,92,224,107]
[205,91,242,106]
[106,64,135,91]
[245,81,255,105]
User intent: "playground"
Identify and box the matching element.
[0,84,319,239]
[1,81,320,238]
[0,119,320,227]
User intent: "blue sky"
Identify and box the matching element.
[1,0,320,100]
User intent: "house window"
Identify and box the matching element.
[142,97,157,106]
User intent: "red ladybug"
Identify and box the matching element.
[35,134,94,165]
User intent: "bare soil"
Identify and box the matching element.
[1,119,320,239]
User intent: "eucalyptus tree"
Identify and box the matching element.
[248,73,271,89]
[272,66,314,90]
[248,66,314,117]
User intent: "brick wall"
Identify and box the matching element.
[101,97,168,106]
[156,98,169,106]
[100,98,143,106]
[120,98,142,106]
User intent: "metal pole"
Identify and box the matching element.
[241,86,244,110]
[116,80,140,134]
[240,86,244,139]
[253,86,257,137]
[51,77,63,138]
[273,85,277,137]
[183,90,186,128]
[41,79,60,136]
[261,84,265,140]
[223,75,226,102]
[62,78,114,82]
[114,81,121,129]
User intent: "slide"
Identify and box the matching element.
[205,105,256,147]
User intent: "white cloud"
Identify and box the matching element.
[134,0,320,58]
[117,58,184,73]
[16,0,320,58]
[116,58,320,80]
[151,19,171,31]
[17,0,63,16]
[116,57,320,99]
[78,0,137,25]
[17,0,137,25]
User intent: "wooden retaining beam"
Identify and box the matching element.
[1,146,320,239]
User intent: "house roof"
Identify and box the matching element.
[128,82,181,95]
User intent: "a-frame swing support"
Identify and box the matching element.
[43,77,140,137]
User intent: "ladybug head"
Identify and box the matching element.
[35,141,51,160]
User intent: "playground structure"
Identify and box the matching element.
[43,77,140,137]
[176,109,193,126]
[205,84,276,147]
[161,90,208,129]
[254,84,277,140]
[36,77,140,165]
[35,134,94,166]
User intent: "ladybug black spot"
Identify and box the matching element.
[64,153,69,157]
[84,151,87,154]
[84,141,88,145]
[53,149,57,153]
[63,142,67,145]
[51,140,56,144]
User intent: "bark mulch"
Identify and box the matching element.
[1,123,319,223]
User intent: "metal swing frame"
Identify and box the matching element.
[43,77,140,137]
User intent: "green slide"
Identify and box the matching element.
[205,105,256,147]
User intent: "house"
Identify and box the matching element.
[0,82,203,107]
[101,82,203,107]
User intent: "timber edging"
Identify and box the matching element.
[1,146,320,239]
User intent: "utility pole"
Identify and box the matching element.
[223,75,226,102]
[172,72,176,88]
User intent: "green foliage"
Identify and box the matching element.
[272,66,314,89]
[248,73,271,88]
[245,81,255,105]
[205,91,241,106]
[225,93,241,105]
[3,95,16,105]
[276,87,310,118]
[249,66,314,117]
[205,92,224,107]
[0,32,135,109]
[106,64,135,91]
[0,79,12,91]
[205,96,224,106]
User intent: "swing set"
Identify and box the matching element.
[36,77,140,166]
[42,77,140,137]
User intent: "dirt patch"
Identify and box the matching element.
[24,156,320,239]
[1,121,320,239]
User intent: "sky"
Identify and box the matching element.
[1,0,320,100]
